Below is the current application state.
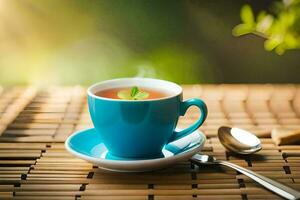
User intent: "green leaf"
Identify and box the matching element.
[284,33,298,48]
[130,86,139,97]
[257,11,266,22]
[264,37,281,51]
[117,90,132,100]
[275,44,285,55]
[256,15,273,33]
[241,4,254,24]
[117,87,150,100]
[280,12,295,27]
[133,91,149,100]
[233,1,300,54]
[232,24,254,36]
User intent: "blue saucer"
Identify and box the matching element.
[65,128,206,172]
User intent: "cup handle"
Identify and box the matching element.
[168,98,207,143]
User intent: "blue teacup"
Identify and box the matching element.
[88,78,207,159]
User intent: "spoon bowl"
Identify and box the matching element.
[218,126,262,154]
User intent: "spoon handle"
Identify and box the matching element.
[219,160,300,200]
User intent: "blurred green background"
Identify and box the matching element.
[0,0,299,86]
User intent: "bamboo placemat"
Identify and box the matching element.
[0,84,299,199]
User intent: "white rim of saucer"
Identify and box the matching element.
[87,77,183,102]
[65,128,206,166]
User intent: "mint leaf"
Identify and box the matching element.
[134,91,149,100]
[117,86,149,100]
[130,86,139,97]
[117,90,132,100]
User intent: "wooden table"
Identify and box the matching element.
[0,84,299,199]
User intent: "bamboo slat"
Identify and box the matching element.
[0,84,299,199]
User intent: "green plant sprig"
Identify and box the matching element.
[233,0,300,55]
[117,86,149,100]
